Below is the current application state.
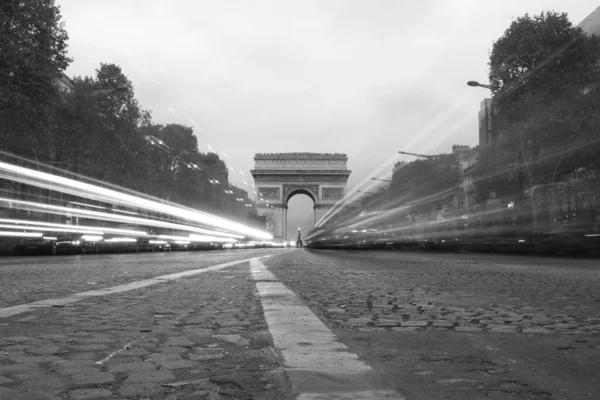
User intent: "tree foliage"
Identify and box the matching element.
[0,1,263,229]
[478,10,600,203]
[389,155,461,214]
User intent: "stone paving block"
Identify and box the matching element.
[488,325,519,333]
[9,355,63,364]
[166,337,195,347]
[27,346,61,355]
[123,369,175,384]
[211,334,250,346]
[58,367,101,377]
[455,326,483,332]
[71,371,116,386]
[54,360,97,369]
[70,388,113,400]
[3,336,34,343]
[357,327,387,332]
[119,382,164,397]
[107,361,156,374]
[392,327,424,332]
[0,363,40,373]
[113,347,150,357]
[4,390,61,400]
[147,353,182,365]
[78,337,115,345]
[219,319,251,327]
[159,359,197,370]
[189,347,225,360]
[374,319,401,327]
[0,375,14,384]
[19,374,67,394]
[70,344,109,352]
[401,320,429,327]
[432,320,455,327]
[159,346,189,354]
[38,334,68,341]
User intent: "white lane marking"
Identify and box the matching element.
[0,255,271,319]
[250,259,404,400]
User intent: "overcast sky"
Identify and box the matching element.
[58,0,598,238]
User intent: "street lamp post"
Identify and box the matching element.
[468,79,534,243]
[467,81,492,90]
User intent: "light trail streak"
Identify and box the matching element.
[0,219,146,236]
[0,231,42,237]
[0,224,103,235]
[189,234,237,243]
[0,161,272,240]
[0,198,243,239]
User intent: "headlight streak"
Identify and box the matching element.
[188,234,237,243]
[104,237,137,243]
[0,219,146,236]
[0,197,243,239]
[81,235,103,241]
[0,231,43,237]
[0,223,103,235]
[0,161,272,240]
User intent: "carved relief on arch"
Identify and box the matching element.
[283,184,319,203]
[258,187,280,200]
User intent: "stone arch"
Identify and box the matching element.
[283,185,318,205]
[251,153,351,241]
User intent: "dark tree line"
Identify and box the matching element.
[0,0,263,229]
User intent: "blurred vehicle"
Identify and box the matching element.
[170,241,189,251]
[103,237,139,253]
[137,239,171,252]
[13,237,57,256]
[54,235,103,255]
[0,237,24,255]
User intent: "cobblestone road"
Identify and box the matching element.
[263,250,600,400]
[0,249,293,400]
[0,250,277,307]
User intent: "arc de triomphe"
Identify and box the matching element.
[251,153,351,241]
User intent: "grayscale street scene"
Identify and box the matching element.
[2,1,600,399]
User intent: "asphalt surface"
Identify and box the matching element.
[1,249,599,399]
[263,249,600,400]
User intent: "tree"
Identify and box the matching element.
[479,10,600,219]
[389,155,461,214]
[0,0,72,165]
[0,0,71,110]
[489,11,600,150]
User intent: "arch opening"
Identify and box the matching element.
[286,191,316,241]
